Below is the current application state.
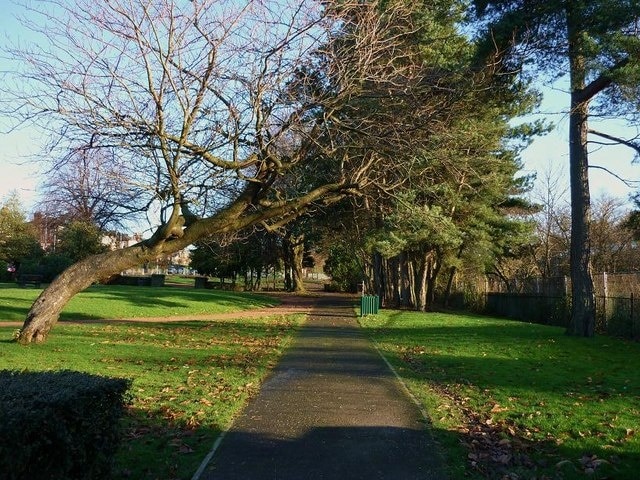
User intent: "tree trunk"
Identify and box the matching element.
[443,265,456,307]
[413,252,430,312]
[444,245,464,307]
[291,239,306,293]
[283,260,292,291]
[282,233,306,293]
[399,253,411,308]
[567,94,595,336]
[372,252,385,304]
[18,243,162,343]
[426,252,442,308]
[383,256,401,307]
[566,8,596,337]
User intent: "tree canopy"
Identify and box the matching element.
[0,0,576,343]
[6,0,505,343]
[0,193,43,275]
[309,0,540,311]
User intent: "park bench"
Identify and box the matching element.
[16,274,43,288]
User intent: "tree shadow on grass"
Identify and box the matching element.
[0,303,35,322]
[364,311,640,478]
[113,406,223,480]
[84,285,278,307]
[57,286,279,321]
[0,283,280,323]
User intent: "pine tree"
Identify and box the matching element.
[473,0,640,336]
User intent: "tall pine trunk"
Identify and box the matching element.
[426,251,442,308]
[566,6,595,337]
[399,253,412,308]
[414,253,429,312]
[372,252,386,304]
[567,94,595,336]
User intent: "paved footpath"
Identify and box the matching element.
[196,294,447,480]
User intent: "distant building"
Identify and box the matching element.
[100,231,142,250]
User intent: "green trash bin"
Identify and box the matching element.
[360,295,379,316]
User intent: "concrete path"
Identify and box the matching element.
[196,295,446,480]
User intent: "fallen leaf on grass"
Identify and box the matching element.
[169,437,194,454]
[491,403,509,413]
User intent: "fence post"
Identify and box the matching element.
[631,292,635,338]
[602,271,607,328]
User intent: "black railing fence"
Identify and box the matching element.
[485,273,640,340]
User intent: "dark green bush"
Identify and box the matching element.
[323,244,362,293]
[18,254,73,283]
[0,266,13,282]
[0,370,131,480]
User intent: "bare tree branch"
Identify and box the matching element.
[588,128,640,156]
[588,165,640,187]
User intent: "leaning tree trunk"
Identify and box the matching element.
[19,183,253,344]
[16,180,356,344]
[17,242,165,343]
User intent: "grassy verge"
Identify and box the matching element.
[0,283,278,322]
[0,313,303,479]
[359,310,640,480]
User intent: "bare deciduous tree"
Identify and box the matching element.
[3,0,453,343]
[37,148,143,231]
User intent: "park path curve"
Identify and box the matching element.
[195,293,446,480]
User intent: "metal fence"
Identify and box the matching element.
[485,292,640,339]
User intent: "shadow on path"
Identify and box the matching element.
[197,294,446,480]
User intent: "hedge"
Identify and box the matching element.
[0,370,131,480]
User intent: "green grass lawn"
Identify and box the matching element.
[0,314,303,479]
[359,310,640,480]
[164,275,200,286]
[0,283,279,323]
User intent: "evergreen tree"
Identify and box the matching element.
[472,0,640,336]
[356,0,540,311]
[0,193,43,277]
[56,221,108,263]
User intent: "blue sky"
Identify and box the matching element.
[0,1,43,209]
[519,84,640,206]
[1,1,639,212]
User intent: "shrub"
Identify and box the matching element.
[0,370,131,480]
[18,253,74,283]
[323,244,362,293]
